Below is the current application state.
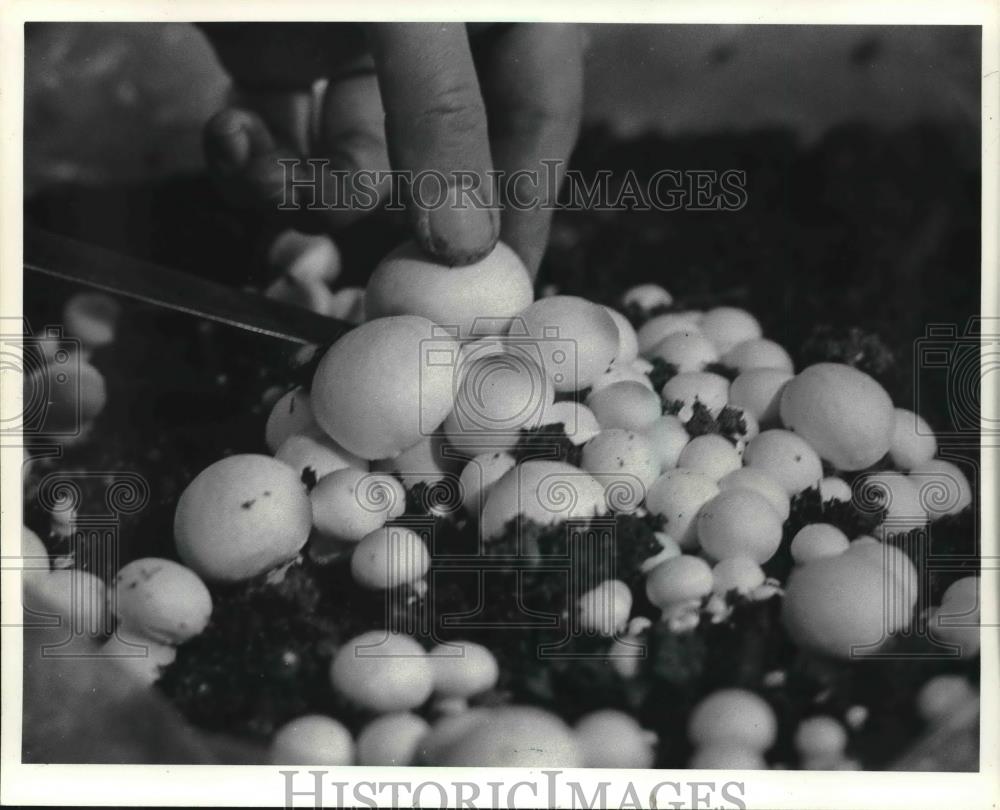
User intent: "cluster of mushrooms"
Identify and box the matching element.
[22,232,980,767]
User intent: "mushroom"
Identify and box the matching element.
[539,401,601,445]
[711,557,766,596]
[310,468,406,543]
[790,524,850,564]
[578,579,633,636]
[642,415,689,470]
[100,626,178,687]
[443,348,554,456]
[727,368,793,427]
[427,640,499,712]
[856,471,929,537]
[601,306,640,365]
[111,558,212,644]
[622,283,673,313]
[722,338,794,373]
[687,688,777,751]
[818,476,852,503]
[23,568,108,638]
[274,426,367,484]
[480,460,608,542]
[588,362,655,395]
[458,452,517,515]
[269,715,354,765]
[699,307,763,354]
[350,526,430,591]
[742,429,823,495]
[645,469,719,549]
[310,315,459,460]
[696,489,783,564]
[174,454,312,582]
[717,468,790,520]
[888,408,937,470]
[636,311,702,355]
[780,363,894,470]
[574,709,657,768]
[365,240,533,340]
[648,330,719,373]
[677,434,742,482]
[329,631,434,713]
[518,296,620,392]
[264,387,318,453]
[782,550,913,658]
[581,429,660,513]
[794,716,848,759]
[586,380,662,431]
[420,706,582,767]
[644,554,713,610]
[356,712,429,765]
[661,371,730,420]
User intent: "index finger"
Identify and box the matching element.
[366,23,500,266]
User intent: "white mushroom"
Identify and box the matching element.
[174,454,312,582]
[112,558,212,644]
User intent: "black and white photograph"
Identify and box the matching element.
[1,5,997,808]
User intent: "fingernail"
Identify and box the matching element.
[417,181,499,266]
[208,116,251,173]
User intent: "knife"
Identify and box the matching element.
[23,225,351,346]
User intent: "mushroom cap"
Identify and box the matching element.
[264,387,317,453]
[458,451,517,515]
[365,240,533,340]
[480,460,608,541]
[574,709,655,768]
[602,306,640,364]
[637,311,702,356]
[697,489,783,564]
[649,330,720,373]
[112,558,212,644]
[351,526,430,589]
[330,631,433,712]
[311,315,459,460]
[174,454,311,582]
[622,283,673,313]
[718,467,790,520]
[539,400,601,445]
[728,368,793,427]
[269,715,354,765]
[443,348,554,456]
[517,296,620,392]
[424,706,582,767]
[782,550,912,659]
[587,380,662,431]
[310,468,406,543]
[581,429,660,512]
[645,554,713,607]
[677,434,742,482]
[688,688,777,751]
[661,371,731,418]
[699,306,762,354]
[743,429,823,495]
[779,363,894,471]
[790,524,851,564]
[645,469,720,549]
[356,712,429,766]
[722,338,794,373]
[889,408,937,470]
[643,415,690,471]
[428,640,500,698]
[712,557,766,595]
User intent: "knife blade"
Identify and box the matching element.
[23,225,351,346]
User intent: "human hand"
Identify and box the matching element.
[200,23,583,275]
